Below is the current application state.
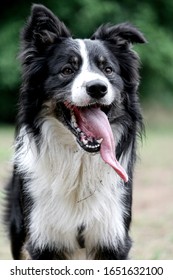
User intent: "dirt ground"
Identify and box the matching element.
[0,108,173,259]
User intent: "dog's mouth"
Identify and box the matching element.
[63,102,107,153]
[62,102,128,182]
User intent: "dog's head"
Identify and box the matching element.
[20,4,146,182]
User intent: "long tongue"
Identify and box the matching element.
[76,107,128,182]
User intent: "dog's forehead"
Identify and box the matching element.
[52,38,111,64]
[75,38,109,60]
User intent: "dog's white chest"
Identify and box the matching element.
[15,122,127,258]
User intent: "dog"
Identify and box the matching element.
[4,4,146,260]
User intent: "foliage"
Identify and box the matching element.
[0,0,173,122]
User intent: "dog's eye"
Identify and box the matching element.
[104,67,113,75]
[61,67,74,76]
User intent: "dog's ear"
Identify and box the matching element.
[22,4,71,47]
[91,23,146,47]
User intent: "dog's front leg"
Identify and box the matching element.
[27,244,67,260]
[91,239,131,260]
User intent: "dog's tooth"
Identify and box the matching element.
[73,122,78,128]
[71,113,76,122]
[82,139,88,145]
[97,138,103,144]
[71,113,78,128]
[93,144,99,148]
[76,127,81,132]
[80,132,85,136]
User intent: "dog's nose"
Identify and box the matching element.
[86,80,108,99]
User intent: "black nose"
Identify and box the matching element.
[86,80,108,99]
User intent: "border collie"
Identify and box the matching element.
[4,4,146,260]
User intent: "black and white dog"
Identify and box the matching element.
[5,4,146,260]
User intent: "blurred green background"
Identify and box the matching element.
[1,0,173,123]
[0,0,173,259]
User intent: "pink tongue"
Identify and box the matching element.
[76,107,128,182]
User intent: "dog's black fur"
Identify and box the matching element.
[4,4,146,260]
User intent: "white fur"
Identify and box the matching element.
[15,117,131,259]
[71,40,115,106]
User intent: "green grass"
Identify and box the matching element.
[0,126,14,259]
[0,125,14,161]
